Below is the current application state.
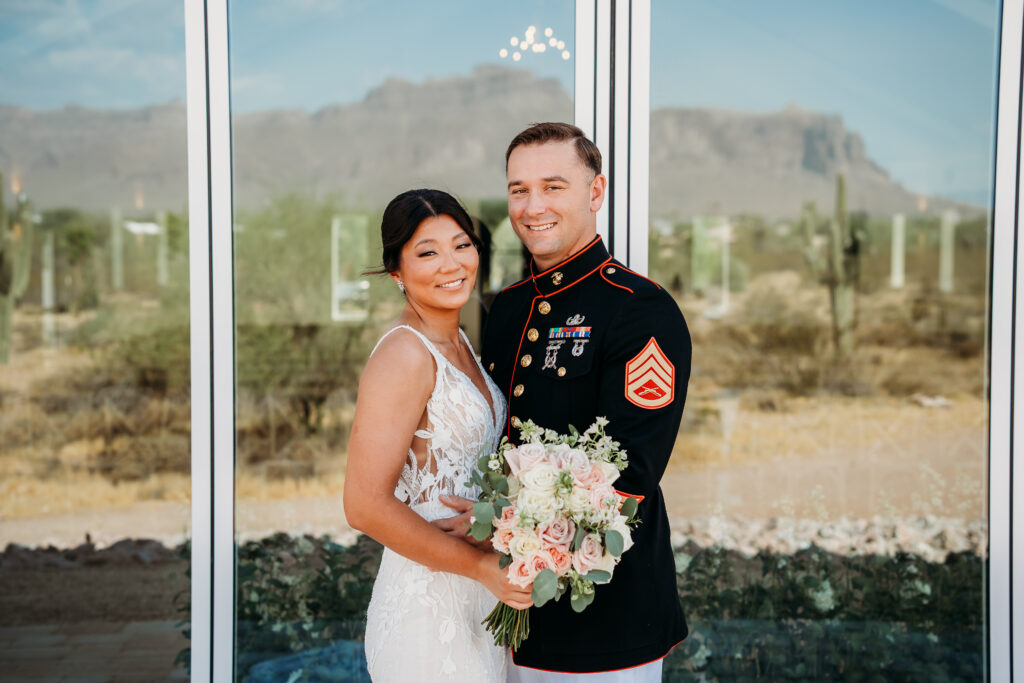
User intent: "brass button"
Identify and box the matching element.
[606,267,617,274]
[520,355,532,367]
[557,367,566,377]
[513,384,525,397]
[538,301,551,315]
[551,271,564,285]
[511,416,521,428]
[527,328,539,342]
[488,362,495,371]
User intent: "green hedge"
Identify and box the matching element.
[175,534,984,682]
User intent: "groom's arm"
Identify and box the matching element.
[595,287,691,498]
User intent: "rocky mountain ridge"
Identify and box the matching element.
[0,66,970,217]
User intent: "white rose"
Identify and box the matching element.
[566,487,592,519]
[519,463,559,494]
[607,515,635,553]
[593,550,618,580]
[516,489,557,524]
[507,475,522,497]
[596,461,620,485]
[508,530,542,559]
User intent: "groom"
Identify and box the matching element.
[444,122,691,679]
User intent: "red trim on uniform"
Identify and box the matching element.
[529,235,603,278]
[544,258,612,297]
[600,268,634,293]
[512,638,685,675]
[615,490,645,504]
[500,277,535,293]
[616,264,663,290]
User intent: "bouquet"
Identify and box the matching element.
[465,417,641,650]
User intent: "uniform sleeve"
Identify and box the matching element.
[596,288,691,498]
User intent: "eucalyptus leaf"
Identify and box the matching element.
[473,501,496,525]
[570,588,595,613]
[620,496,638,520]
[571,525,586,552]
[531,569,558,607]
[499,554,512,569]
[469,520,492,541]
[585,569,612,583]
[477,454,492,472]
[605,530,624,557]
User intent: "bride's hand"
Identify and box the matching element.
[433,495,493,551]
[476,553,533,610]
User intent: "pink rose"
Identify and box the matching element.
[548,546,573,576]
[504,447,523,477]
[507,558,533,588]
[495,505,518,528]
[548,444,575,470]
[572,459,605,488]
[538,516,575,549]
[517,443,548,471]
[589,484,618,512]
[572,533,604,575]
[527,549,555,578]
[492,526,515,555]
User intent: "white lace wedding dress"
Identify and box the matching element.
[363,325,508,682]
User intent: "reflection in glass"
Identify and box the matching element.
[649,2,995,679]
[0,2,190,679]
[227,1,573,678]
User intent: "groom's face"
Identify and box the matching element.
[506,140,606,270]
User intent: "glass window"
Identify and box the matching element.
[0,2,191,679]
[649,2,996,679]
[226,2,574,678]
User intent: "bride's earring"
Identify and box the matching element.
[397,280,405,294]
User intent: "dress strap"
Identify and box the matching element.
[370,324,448,367]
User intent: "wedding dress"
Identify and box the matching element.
[363,325,508,682]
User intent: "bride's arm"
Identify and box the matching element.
[343,331,532,609]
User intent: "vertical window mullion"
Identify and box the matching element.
[990,0,1022,679]
[184,0,212,679]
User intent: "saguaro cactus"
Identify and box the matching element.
[0,171,35,363]
[801,174,863,360]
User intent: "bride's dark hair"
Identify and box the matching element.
[365,189,482,275]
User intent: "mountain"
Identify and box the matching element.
[0,66,974,218]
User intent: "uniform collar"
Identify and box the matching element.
[529,236,610,296]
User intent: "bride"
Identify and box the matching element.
[344,189,531,682]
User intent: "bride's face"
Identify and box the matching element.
[392,214,479,310]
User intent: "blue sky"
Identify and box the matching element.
[0,0,1000,204]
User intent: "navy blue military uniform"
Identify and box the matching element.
[481,236,691,673]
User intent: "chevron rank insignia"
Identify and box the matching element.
[625,338,674,409]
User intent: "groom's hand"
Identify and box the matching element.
[434,495,493,551]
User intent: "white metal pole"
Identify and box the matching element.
[594,0,612,245]
[939,210,957,293]
[184,0,212,678]
[157,210,168,287]
[991,0,1022,679]
[110,207,123,291]
[628,0,651,275]
[41,228,55,348]
[206,0,236,679]
[890,213,905,289]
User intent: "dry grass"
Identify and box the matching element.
[0,468,346,520]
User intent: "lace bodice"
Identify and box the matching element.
[369,324,507,521]
[364,325,509,681]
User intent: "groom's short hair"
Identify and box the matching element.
[505,122,602,177]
